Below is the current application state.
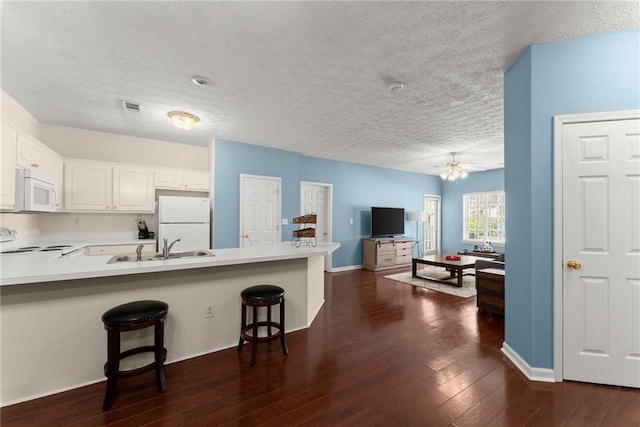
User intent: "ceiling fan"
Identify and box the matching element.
[439,152,472,181]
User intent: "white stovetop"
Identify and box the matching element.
[0,235,340,287]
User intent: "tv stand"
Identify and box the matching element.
[363,237,413,271]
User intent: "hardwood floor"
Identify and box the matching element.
[2,268,639,426]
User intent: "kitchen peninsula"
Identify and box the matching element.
[0,241,340,406]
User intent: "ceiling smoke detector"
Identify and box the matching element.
[389,81,405,93]
[191,76,209,86]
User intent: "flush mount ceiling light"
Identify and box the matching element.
[440,152,468,181]
[167,111,200,130]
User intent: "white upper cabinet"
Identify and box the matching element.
[1,121,63,211]
[15,132,62,180]
[64,160,154,212]
[64,160,112,211]
[50,155,64,209]
[1,122,17,209]
[112,165,154,211]
[154,168,209,191]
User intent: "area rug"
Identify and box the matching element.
[385,267,477,298]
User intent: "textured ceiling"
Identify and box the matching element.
[1,2,638,175]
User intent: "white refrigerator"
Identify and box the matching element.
[158,196,211,252]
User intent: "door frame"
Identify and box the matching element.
[239,174,282,248]
[552,109,640,382]
[423,194,442,255]
[300,181,333,271]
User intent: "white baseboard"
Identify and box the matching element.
[330,264,362,272]
[501,341,556,383]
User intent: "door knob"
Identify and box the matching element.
[567,260,582,270]
[243,234,249,239]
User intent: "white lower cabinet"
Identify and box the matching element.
[64,160,154,212]
[84,242,155,256]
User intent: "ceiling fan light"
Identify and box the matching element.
[439,152,469,181]
[167,111,200,130]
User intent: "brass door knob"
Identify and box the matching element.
[567,260,582,270]
[243,234,249,239]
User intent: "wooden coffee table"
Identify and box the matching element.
[412,255,484,287]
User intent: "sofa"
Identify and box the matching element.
[475,258,504,272]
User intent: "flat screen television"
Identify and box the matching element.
[371,207,405,237]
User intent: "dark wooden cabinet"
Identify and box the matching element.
[476,268,505,316]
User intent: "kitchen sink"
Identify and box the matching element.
[107,250,214,264]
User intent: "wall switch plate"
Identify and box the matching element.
[281,218,288,225]
[349,218,353,225]
[205,304,215,318]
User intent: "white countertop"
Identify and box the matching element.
[0,238,340,286]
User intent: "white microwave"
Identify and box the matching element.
[14,169,57,213]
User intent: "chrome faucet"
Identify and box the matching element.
[162,238,181,259]
[135,244,145,261]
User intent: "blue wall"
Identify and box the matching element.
[214,139,441,268]
[441,168,505,255]
[504,29,640,369]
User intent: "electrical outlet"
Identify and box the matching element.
[205,304,215,318]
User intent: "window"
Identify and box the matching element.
[463,191,505,244]
[423,195,441,255]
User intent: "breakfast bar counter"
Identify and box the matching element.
[0,242,340,406]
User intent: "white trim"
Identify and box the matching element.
[552,109,640,383]
[501,342,556,383]
[300,181,334,271]
[208,138,216,248]
[332,265,362,272]
[239,174,282,248]
[423,194,441,255]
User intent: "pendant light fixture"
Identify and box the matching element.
[440,152,468,181]
[167,111,200,130]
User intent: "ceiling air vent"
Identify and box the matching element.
[122,100,142,113]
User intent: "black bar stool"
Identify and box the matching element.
[237,285,289,366]
[101,300,169,410]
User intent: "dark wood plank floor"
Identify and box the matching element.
[2,268,639,426]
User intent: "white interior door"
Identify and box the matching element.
[561,116,640,388]
[301,182,333,271]
[240,175,281,248]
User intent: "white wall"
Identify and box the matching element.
[42,125,209,170]
[0,214,40,238]
[1,90,41,139]
[38,212,157,237]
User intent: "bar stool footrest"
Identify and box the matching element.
[104,346,167,378]
[241,321,283,343]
